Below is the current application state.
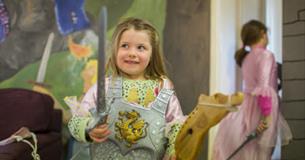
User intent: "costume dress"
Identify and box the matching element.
[68,77,185,160]
[212,46,292,160]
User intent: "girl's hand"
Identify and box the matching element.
[256,116,271,134]
[88,124,111,143]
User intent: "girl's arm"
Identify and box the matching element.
[162,79,186,159]
[68,78,110,142]
[164,94,186,159]
[68,84,97,142]
[253,51,276,127]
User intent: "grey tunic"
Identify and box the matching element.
[90,77,174,160]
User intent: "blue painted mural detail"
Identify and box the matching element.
[54,0,90,35]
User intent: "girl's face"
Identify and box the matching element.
[116,28,152,80]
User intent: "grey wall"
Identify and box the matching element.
[164,0,210,114]
[281,0,305,159]
[163,0,210,159]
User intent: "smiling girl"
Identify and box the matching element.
[68,18,185,160]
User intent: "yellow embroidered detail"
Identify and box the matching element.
[143,89,155,107]
[115,110,148,147]
[122,79,158,107]
[126,88,139,104]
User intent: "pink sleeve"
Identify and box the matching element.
[252,52,275,116]
[252,52,275,97]
[162,78,186,134]
[164,93,186,136]
[165,94,185,123]
[80,83,97,112]
[80,78,110,112]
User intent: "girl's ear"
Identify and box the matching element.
[259,30,264,37]
[258,31,268,45]
[262,32,268,45]
[261,31,267,39]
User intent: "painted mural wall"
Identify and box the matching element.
[0,0,166,114]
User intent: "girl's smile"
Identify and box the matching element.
[124,60,140,64]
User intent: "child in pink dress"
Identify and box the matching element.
[212,20,292,160]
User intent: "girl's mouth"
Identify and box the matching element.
[124,60,139,64]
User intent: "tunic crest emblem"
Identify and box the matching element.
[115,110,148,147]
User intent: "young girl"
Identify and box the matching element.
[68,18,185,160]
[212,20,292,160]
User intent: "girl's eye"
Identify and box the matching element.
[137,45,145,51]
[121,44,128,48]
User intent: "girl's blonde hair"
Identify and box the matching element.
[106,17,167,80]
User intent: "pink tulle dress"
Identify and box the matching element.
[212,46,292,160]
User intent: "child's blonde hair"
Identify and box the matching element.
[106,17,167,80]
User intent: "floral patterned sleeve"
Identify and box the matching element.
[68,116,91,142]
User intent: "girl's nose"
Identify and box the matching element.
[128,49,136,58]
